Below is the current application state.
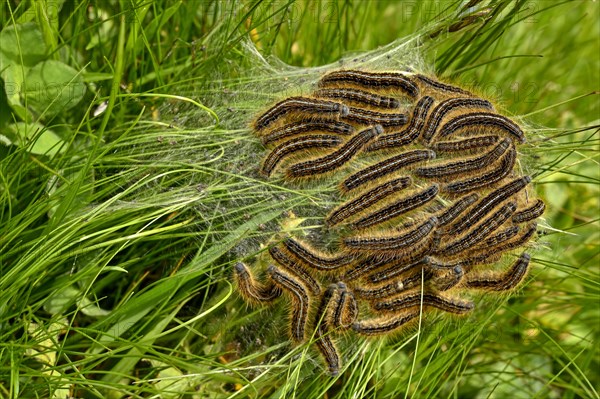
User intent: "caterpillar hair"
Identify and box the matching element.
[233,262,282,304]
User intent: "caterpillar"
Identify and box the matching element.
[254,97,349,130]
[283,238,355,271]
[344,216,438,252]
[267,265,311,342]
[269,246,321,296]
[351,185,439,230]
[318,70,419,98]
[261,120,354,145]
[374,292,475,314]
[260,134,343,176]
[233,262,282,304]
[314,87,400,109]
[286,125,383,178]
[342,149,435,191]
[366,96,435,151]
[464,253,531,291]
[327,177,411,226]
[422,97,494,142]
[448,176,531,235]
[437,111,526,143]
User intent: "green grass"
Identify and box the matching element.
[0,0,598,398]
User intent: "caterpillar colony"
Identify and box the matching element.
[233,69,545,376]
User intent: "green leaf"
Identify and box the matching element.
[43,285,79,315]
[0,61,34,122]
[8,121,65,156]
[0,22,47,66]
[146,359,190,399]
[0,134,12,146]
[43,285,110,317]
[23,60,86,117]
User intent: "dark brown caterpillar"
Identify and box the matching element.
[233,262,282,304]
[268,246,321,296]
[262,120,354,145]
[448,176,531,235]
[283,238,355,271]
[254,97,350,130]
[318,70,419,98]
[342,149,436,191]
[344,216,438,252]
[314,284,342,376]
[315,87,400,109]
[366,96,435,151]
[422,97,494,142]
[267,265,311,342]
[260,134,343,176]
[437,111,525,143]
[327,177,411,226]
[351,185,439,230]
[286,125,383,178]
[374,292,475,314]
[464,253,530,291]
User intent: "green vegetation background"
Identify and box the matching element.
[0,1,598,398]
